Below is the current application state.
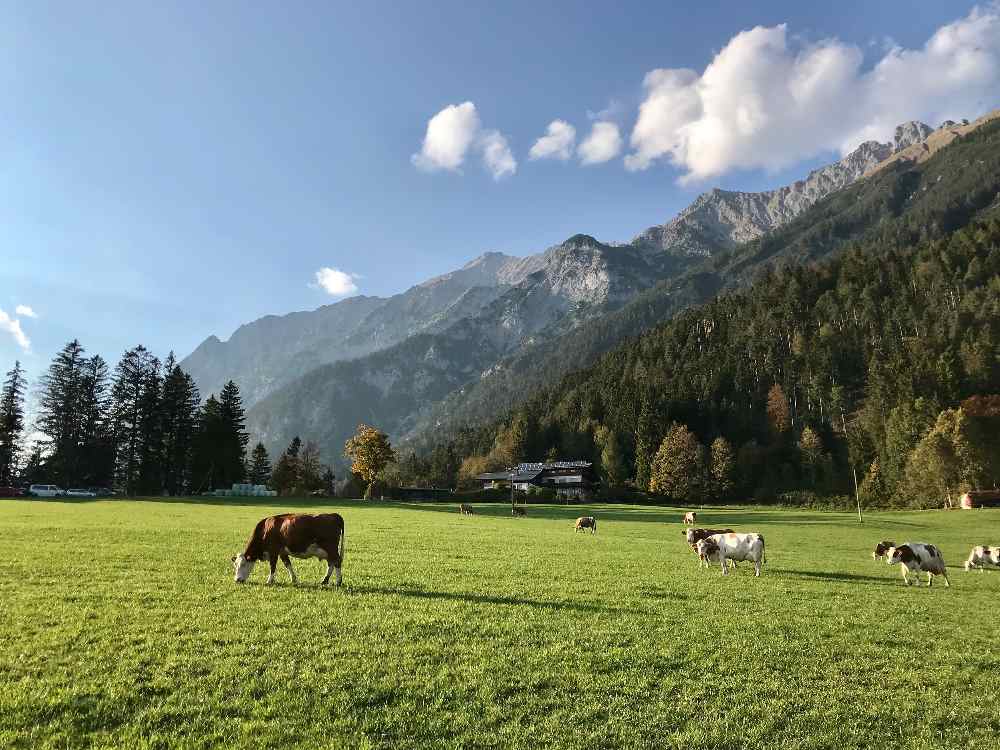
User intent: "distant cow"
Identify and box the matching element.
[682,512,698,525]
[459,503,474,515]
[695,532,766,576]
[232,513,345,586]
[575,516,597,534]
[964,545,1000,572]
[885,542,949,587]
[512,506,527,517]
[872,540,896,562]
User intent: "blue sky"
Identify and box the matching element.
[2,0,996,387]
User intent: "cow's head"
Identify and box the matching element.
[872,541,895,560]
[695,538,719,559]
[885,545,913,566]
[232,553,255,583]
[684,528,697,544]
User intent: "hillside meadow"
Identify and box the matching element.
[2,498,999,749]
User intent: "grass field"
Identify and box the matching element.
[2,498,999,749]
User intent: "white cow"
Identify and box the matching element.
[695,532,766,576]
[964,545,1000,572]
[682,512,697,525]
[885,542,949,587]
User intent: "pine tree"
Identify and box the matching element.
[190,395,223,492]
[797,427,825,487]
[110,345,159,495]
[77,355,113,487]
[248,442,272,486]
[595,425,626,488]
[321,467,336,495]
[160,356,200,495]
[0,361,27,485]
[218,381,248,487]
[136,356,164,494]
[271,437,302,496]
[37,340,88,484]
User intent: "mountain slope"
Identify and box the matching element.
[403,114,1000,452]
[180,251,539,406]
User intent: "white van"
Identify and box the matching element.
[29,484,65,497]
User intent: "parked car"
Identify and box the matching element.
[28,484,65,497]
[0,486,24,497]
[89,487,116,497]
[66,488,97,498]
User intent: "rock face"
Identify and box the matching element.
[633,121,937,258]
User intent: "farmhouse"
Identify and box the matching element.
[476,461,596,500]
[959,490,1000,509]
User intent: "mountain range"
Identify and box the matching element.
[179,111,1000,467]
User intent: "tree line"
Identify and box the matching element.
[403,219,1000,508]
[0,341,257,494]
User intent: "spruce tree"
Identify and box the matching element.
[37,340,88,484]
[78,355,114,487]
[271,436,302,495]
[190,395,223,492]
[0,362,27,485]
[218,381,248,487]
[110,345,159,495]
[248,442,272,486]
[160,355,200,495]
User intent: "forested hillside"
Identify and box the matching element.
[404,117,1000,454]
[416,218,1000,508]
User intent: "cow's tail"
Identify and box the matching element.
[759,534,766,564]
[338,520,346,567]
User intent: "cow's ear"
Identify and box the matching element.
[231,555,237,563]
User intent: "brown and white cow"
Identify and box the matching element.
[872,540,896,562]
[964,545,1000,572]
[683,527,735,567]
[695,532,766,576]
[885,542,949,587]
[575,516,597,534]
[232,513,345,586]
[459,503,474,515]
[682,512,697,525]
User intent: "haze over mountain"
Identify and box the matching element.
[180,114,997,465]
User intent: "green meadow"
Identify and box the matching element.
[2,498,999,749]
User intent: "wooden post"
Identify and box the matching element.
[510,470,515,514]
[852,466,863,524]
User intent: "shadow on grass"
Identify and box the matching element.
[772,568,898,586]
[346,582,651,615]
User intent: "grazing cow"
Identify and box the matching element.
[459,503,474,516]
[575,516,597,534]
[232,513,345,586]
[683,527,735,567]
[885,543,949,587]
[695,532,766,576]
[872,540,896,562]
[682,512,698,525]
[512,506,526,517]
[964,545,1000,572]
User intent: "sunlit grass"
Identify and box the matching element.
[2,498,999,749]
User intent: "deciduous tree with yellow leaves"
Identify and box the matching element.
[344,423,396,500]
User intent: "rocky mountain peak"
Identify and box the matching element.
[894,121,934,152]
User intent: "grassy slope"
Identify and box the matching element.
[2,499,999,749]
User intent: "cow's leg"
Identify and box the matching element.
[281,553,298,585]
[941,571,950,588]
[319,544,342,586]
[265,554,277,585]
[720,555,729,576]
[754,557,761,577]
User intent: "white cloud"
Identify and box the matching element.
[15,305,37,319]
[411,102,481,173]
[626,6,1000,181]
[412,102,517,179]
[314,267,359,297]
[578,121,623,165]
[480,130,517,179]
[529,120,577,161]
[0,309,30,351]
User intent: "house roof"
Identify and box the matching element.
[476,470,542,482]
